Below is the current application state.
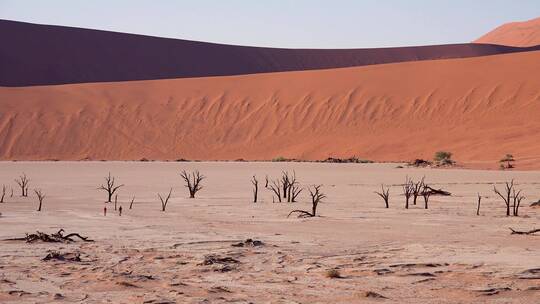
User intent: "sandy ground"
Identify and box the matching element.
[0,161,538,303]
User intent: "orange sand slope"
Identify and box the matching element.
[1,51,540,166]
[474,17,540,47]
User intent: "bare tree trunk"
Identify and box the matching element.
[15,173,30,197]
[180,170,205,198]
[0,185,6,203]
[476,193,481,216]
[375,184,390,208]
[34,189,45,212]
[159,188,173,211]
[114,195,118,211]
[98,173,124,203]
[251,175,258,203]
[129,196,135,209]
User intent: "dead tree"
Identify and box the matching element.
[129,196,135,209]
[493,180,514,216]
[268,180,282,203]
[34,189,45,211]
[421,185,431,209]
[98,173,124,203]
[403,177,414,209]
[251,175,258,203]
[290,183,303,202]
[288,185,326,218]
[412,177,425,205]
[375,184,390,208]
[511,188,525,216]
[114,194,118,211]
[476,193,482,216]
[180,170,205,198]
[15,173,30,197]
[281,171,291,200]
[158,188,173,211]
[0,184,6,203]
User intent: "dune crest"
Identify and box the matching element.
[0,51,539,167]
[1,19,540,86]
[474,17,540,47]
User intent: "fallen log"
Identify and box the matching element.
[424,186,451,196]
[509,228,540,235]
[3,229,94,243]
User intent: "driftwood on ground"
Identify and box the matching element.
[509,228,540,235]
[3,229,94,243]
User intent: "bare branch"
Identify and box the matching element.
[158,188,173,211]
[98,172,124,203]
[180,170,205,198]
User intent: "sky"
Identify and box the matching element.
[0,0,539,48]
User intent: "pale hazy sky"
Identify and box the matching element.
[0,0,538,48]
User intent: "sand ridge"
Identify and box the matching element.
[1,19,540,86]
[474,17,540,47]
[1,51,540,167]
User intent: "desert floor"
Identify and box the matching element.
[0,161,538,303]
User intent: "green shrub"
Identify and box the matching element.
[433,151,454,165]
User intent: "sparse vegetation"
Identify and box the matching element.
[325,268,342,278]
[272,156,288,162]
[98,173,124,203]
[434,151,455,166]
[180,170,205,198]
[321,156,373,163]
[15,173,30,197]
[499,154,515,169]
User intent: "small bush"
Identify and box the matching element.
[272,156,288,162]
[325,269,342,278]
[434,151,454,166]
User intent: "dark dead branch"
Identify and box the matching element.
[34,189,45,211]
[403,176,414,209]
[424,186,451,196]
[268,180,281,203]
[251,175,258,203]
[158,188,173,211]
[509,228,540,235]
[98,173,124,203]
[4,229,94,243]
[15,173,30,197]
[375,184,390,208]
[180,170,205,198]
[412,177,425,205]
[288,185,326,218]
[0,184,6,203]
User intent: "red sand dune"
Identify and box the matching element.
[474,17,540,47]
[1,51,539,168]
[1,19,540,87]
